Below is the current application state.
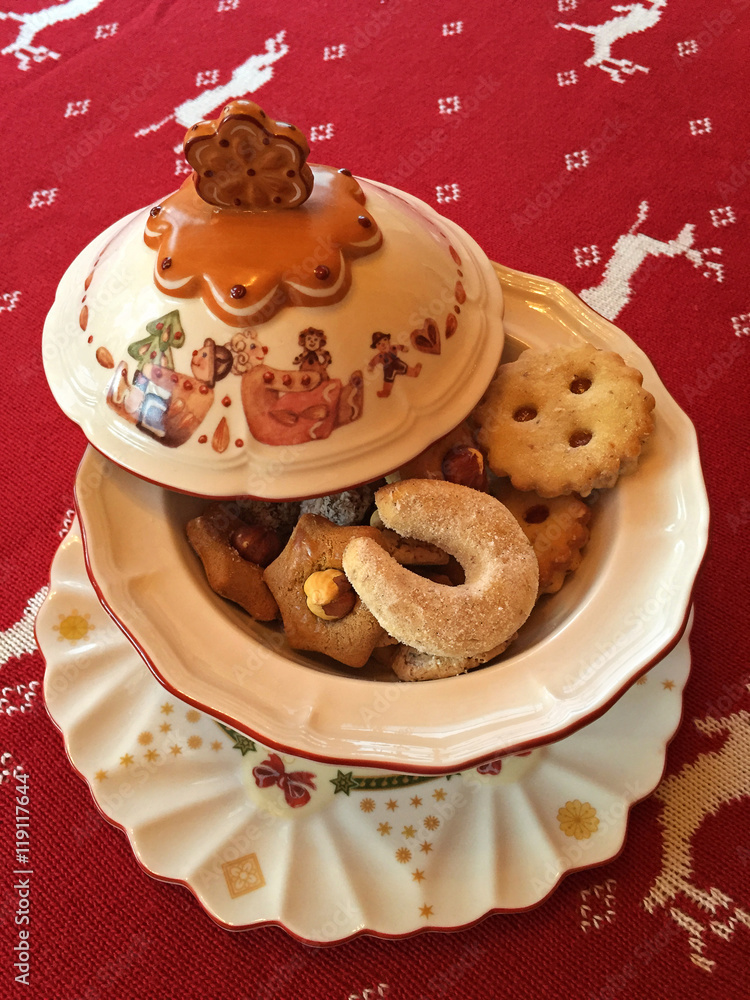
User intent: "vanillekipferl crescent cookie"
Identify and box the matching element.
[473,344,655,498]
[342,479,538,659]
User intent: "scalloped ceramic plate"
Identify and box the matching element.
[73,264,708,772]
[39,521,692,942]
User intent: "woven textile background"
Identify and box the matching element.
[1,1,748,997]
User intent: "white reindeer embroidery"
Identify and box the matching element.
[135,30,289,144]
[556,0,667,83]
[644,707,750,972]
[0,0,104,71]
[579,201,723,320]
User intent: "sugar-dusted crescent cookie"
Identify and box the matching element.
[496,486,591,594]
[342,480,538,659]
[474,344,655,497]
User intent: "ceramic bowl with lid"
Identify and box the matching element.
[43,101,504,500]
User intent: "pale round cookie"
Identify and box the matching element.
[342,479,538,659]
[473,344,655,497]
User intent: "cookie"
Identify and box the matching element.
[389,637,515,682]
[496,486,591,594]
[342,479,538,659]
[395,420,488,492]
[474,344,655,497]
[300,484,378,526]
[263,514,389,668]
[184,100,314,211]
[186,504,279,621]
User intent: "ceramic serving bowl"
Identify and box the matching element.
[42,101,504,501]
[73,264,709,774]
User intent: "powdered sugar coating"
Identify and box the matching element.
[342,479,538,658]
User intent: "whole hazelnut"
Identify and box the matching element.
[441,444,488,492]
[231,524,282,567]
[303,568,357,620]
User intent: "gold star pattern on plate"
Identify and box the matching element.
[662,680,675,690]
[144,749,159,762]
[186,709,201,723]
[169,744,182,756]
[420,904,433,918]
[120,753,134,767]
[412,869,426,883]
[410,795,423,807]
[160,702,174,715]
[377,822,392,836]
[360,798,375,813]
[94,770,107,782]
[635,676,648,685]
[160,722,172,733]
[432,788,446,801]
[386,798,399,811]
[137,731,153,745]
[419,841,434,854]
[210,741,223,752]
[395,847,412,863]
[402,825,417,839]
[187,735,203,750]
[424,815,440,831]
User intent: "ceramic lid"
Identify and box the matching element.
[43,101,504,500]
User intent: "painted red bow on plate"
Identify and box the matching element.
[252,753,317,808]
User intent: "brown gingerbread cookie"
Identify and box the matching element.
[474,344,655,497]
[389,637,515,682]
[184,100,314,211]
[395,420,488,492]
[187,504,279,621]
[262,514,390,668]
[496,486,591,594]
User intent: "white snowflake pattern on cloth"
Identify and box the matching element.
[217,0,239,11]
[438,96,461,115]
[0,291,21,313]
[731,314,750,337]
[0,681,40,717]
[677,39,699,57]
[347,986,389,1000]
[195,69,220,87]
[436,183,460,204]
[93,22,117,39]
[574,245,600,267]
[0,588,48,669]
[0,752,27,785]
[565,150,589,171]
[29,188,58,208]
[323,44,346,60]
[442,21,463,36]
[557,69,578,86]
[710,206,736,227]
[310,123,334,141]
[64,99,90,117]
[689,117,712,135]
[579,879,616,932]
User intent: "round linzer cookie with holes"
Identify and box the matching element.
[43,99,504,501]
[474,344,655,498]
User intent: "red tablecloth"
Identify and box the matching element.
[2,0,749,996]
